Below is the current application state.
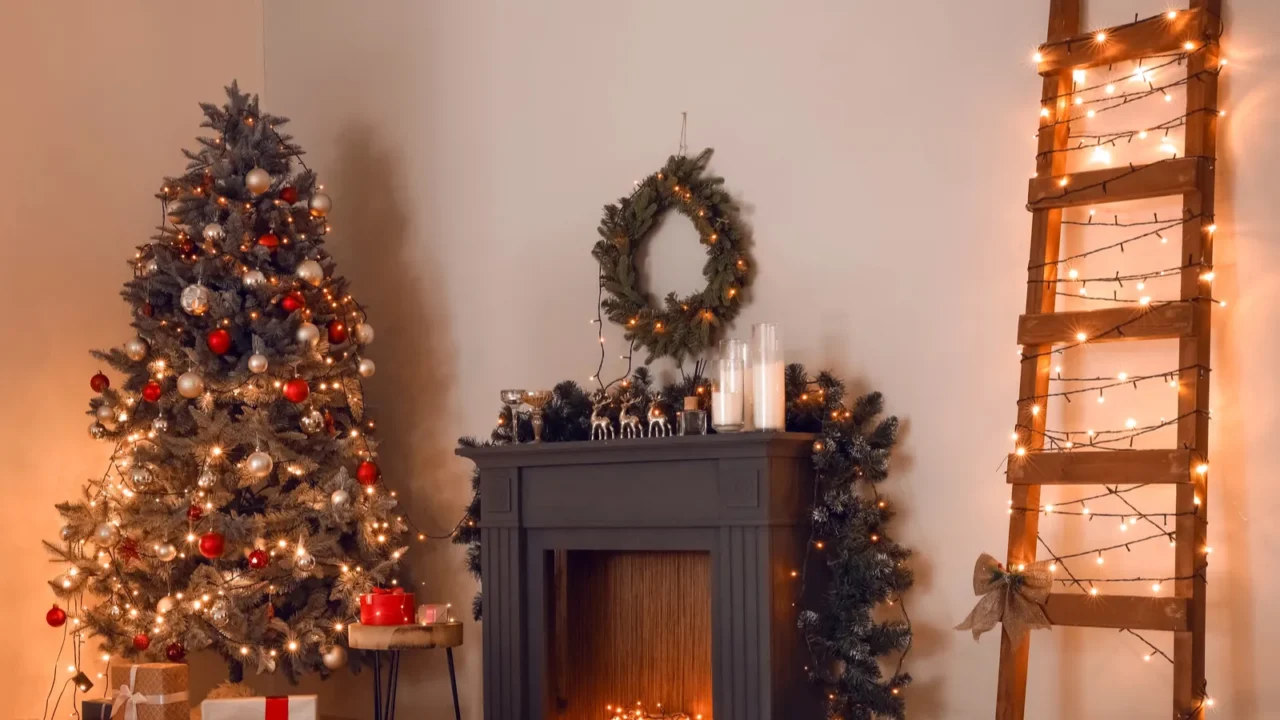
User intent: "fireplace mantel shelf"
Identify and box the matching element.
[456,431,817,467]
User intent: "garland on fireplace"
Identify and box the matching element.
[453,365,914,718]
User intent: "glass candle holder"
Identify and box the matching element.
[679,396,707,436]
[750,323,785,431]
[712,339,747,433]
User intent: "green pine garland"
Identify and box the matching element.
[454,364,913,718]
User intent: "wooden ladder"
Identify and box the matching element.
[1000,1,1221,718]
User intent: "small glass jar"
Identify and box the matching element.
[750,323,784,431]
[712,339,747,432]
[679,397,707,436]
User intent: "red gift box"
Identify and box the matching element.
[359,587,415,625]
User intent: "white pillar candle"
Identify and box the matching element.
[751,361,786,430]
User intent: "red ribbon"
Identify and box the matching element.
[370,587,405,596]
[265,697,288,720]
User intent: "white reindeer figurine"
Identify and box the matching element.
[590,392,614,440]
[619,398,643,438]
[647,404,671,438]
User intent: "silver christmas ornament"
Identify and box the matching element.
[354,323,375,345]
[141,258,159,276]
[180,284,211,316]
[156,596,176,614]
[295,553,316,572]
[177,371,205,398]
[308,193,332,217]
[330,488,351,509]
[247,451,274,477]
[124,337,149,361]
[248,354,269,374]
[94,523,120,547]
[242,270,266,288]
[130,466,152,486]
[321,644,347,670]
[209,598,230,626]
[300,410,325,434]
[358,358,376,378]
[89,421,107,439]
[296,322,320,345]
[96,404,116,422]
[245,167,272,195]
[197,467,217,489]
[295,259,324,287]
[151,417,169,433]
[202,223,226,243]
[155,543,178,562]
[59,525,74,541]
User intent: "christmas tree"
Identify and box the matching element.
[43,83,402,679]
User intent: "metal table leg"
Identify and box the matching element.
[447,648,461,720]
[370,650,403,720]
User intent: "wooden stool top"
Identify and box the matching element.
[347,622,464,650]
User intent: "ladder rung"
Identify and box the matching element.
[1036,8,1208,75]
[1027,157,1202,209]
[1007,449,1192,485]
[1045,593,1190,632]
[1018,303,1195,345]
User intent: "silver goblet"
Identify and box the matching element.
[523,390,554,443]
[500,389,526,443]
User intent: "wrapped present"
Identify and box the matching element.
[201,695,318,720]
[416,603,450,625]
[107,663,189,720]
[82,698,113,720]
[359,587,415,626]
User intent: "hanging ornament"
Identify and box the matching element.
[59,525,74,541]
[142,380,163,403]
[209,598,230,627]
[46,604,67,628]
[139,302,154,318]
[165,642,186,662]
[296,259,325,287]
[197,466,217,489]
[186,504,203,522]
[300,409,324,434]
[356,460,380,486]
[132,633,151,651]
[243,270,267,288]
[90,372,110,393]
[245,167,272,195]
[257,233,280,250]
[119,537,140,562]
[330,488,351,509]
[130,466,152,487]
[94,523,120,547]
[296,322,320,346]
[155,543,178,562]
[358,358,376,378]
[180,284,211,316]
[151,416,169,433]
[206,328,232,355]
[327,321,349,344]
[156,596,176,614]
[202,223,226,243]
[96,404,116,422]
[140,258,159,276]
[309,193,332,217]
[177,372,205,398]
[283,378,310,404]
[295,552,316,573]
[247,549,269,569]
[124,337,149,362]
[323,409,336,435]
[281,290,306,313]
[354,323,375,345]
[280,186,299,204]
[321,644,347,670]
[247,451,274,478]
[89,421,107,439]
[247,354,269,374]
[198,531,226,559]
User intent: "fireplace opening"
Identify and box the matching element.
[545,550,712,719]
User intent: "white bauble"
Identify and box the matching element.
[245,167,272,195]
[300,410,324,434]
[89,421,107,439]
[295,260,324,286]
[96,404,116,422]
[59,525,74,541]
[358,358,376,378]
[94,523,120,547]
[330,488,351,509]
[156,596,176,614]
[155,543,178,562]
[248,354,269,374]
[180,284,211,316]
[308,193,332,217]
[130,466,152,486]
[242,270,266,288]
[202,223,226,243]
[177,371,205,398]
[124,337,149,361]
[197,467,217,489]
[296,322,320,345]
[295,553,316,572]
[354,323,375,345]
[321,644,347,670]
[247,451,274,478]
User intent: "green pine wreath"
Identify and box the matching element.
[592,148,753,364]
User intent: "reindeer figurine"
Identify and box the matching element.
[647,401,671,438]
[619,397,643,438]
[590,390,614,440]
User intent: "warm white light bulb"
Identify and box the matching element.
[1076,332,1087,341]
[1095,32,1107,42]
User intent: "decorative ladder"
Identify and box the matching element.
[1001,1,1221,718]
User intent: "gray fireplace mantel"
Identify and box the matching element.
[457,432,821,720]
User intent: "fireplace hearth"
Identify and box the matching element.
[457,432,820,720]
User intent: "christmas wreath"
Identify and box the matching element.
[592,148,753,364]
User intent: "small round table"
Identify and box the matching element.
[347,622,464,720]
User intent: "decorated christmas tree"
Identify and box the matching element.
[43,83,402,679]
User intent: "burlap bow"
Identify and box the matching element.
[955,553,1053,644]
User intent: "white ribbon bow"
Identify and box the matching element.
[109,666,188,720]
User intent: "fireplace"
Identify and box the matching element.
[457,432,820,720]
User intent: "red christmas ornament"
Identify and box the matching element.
[247,549,269,570]
[280,290,306,313]
[140,302,154,318]
[90,372,110,393]
[180,238,194,254]
[132,633,150,651]
[165,642,186,662]
[265,603,275,620]
[206,328,232,355]
[357,460,380,486]
[118,538,139,562]
[279,186,299,204]
[257,233,280,250]
[283,378,310,404]
[186,504,203,522]
[142,380,163,403]
[46,604,67,628]
[323,410,336,435]
[327,321,348,344]
[198,531,226,559]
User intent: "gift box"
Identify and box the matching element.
[359,587,415,626]
[416,603,450,625]
[107,663,189,720]
[82,698,113,720]
[201,696,318,720]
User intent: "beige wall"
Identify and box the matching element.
[8,1,1280,718]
